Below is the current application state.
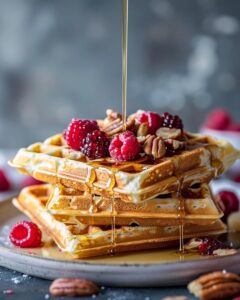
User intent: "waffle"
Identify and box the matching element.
[9,132,240,203]
[45,184,223,226]
[13,185,226,258]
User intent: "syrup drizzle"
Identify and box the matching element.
[176,177,185,253]
[108,0,129,255]
[122,0,128,131]
[110,195,116,255]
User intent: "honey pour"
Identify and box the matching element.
[122,0,128,131]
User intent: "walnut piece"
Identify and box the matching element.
[143,135,166,159]
[49,278,99,297]
[188,271,240,300]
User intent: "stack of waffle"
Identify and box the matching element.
[10,113,240,258]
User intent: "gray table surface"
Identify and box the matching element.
[0,266,194,300]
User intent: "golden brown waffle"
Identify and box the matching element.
[46,184,223,226]
[9,133,240,202]
[13,185,226,258]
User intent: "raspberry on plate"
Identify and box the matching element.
[136,111,162,134]
[162,112,183,130]
[109,131,140,161]
[64,119,99,150]
[203,108,231,130]
[9,221,42,248]
[0,169,11,191]
[217,190,239,221]
[198,237,231,255]
[81,130,110,159]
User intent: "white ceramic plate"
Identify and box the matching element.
[1,197,240,287]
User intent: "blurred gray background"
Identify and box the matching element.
[0,0,240,148]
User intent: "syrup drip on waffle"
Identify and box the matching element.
[176,178,185,253]
[110,196,117,255]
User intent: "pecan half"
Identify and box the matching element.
[143,135,166,159]
[137,123,148,137]
[156,127,182,140]
[102,117,135,136]
[49,278,99,297]
[188,271,240,300]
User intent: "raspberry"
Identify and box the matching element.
[0,169,11,191]
[217,190,239,221]
[136,111,162,134]
[64,119,99,150]
[227,123,240,132]
[203,108,231,130]
[20,176,43,189]
[233,173,240,183]
[162,112,183,130]
[9,221,42,248]
[198,237,231,255]
[81,130,110,159]
[109,131,140,161]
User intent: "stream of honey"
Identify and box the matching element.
[122,0,128,131]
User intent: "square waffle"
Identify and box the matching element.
[46,183,223,226]
[9,132,240,203]
[13,185,226,258]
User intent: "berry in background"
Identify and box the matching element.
[0,169,11,191]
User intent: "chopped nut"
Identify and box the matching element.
[188,271,240,300]
[49,278,99,297]
[165,139,186,154]
[143,135,166,159]
[213,248,237,256]
[156,127,182,140]
[184,238,202,250]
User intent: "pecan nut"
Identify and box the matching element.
[49,278,99,297]
[188,271,240,300]
[156,127,182,140]
[137,123,148,137]
[143,135,166,159]
[102,117,135,136]
[165,139,186,151]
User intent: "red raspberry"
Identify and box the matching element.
[109,131,140,161]
[9,221,42,248]
[20,176,43,188]
[136,111,162,134]
[0,169,11,191]
[64,119,99,150]
[227,123,240,132]
[81,130,110,159]
[203,108,231,130]
[198,237,231,255]
[233,173,240,183]
[217,190,239,221]
[162,112,183,130]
